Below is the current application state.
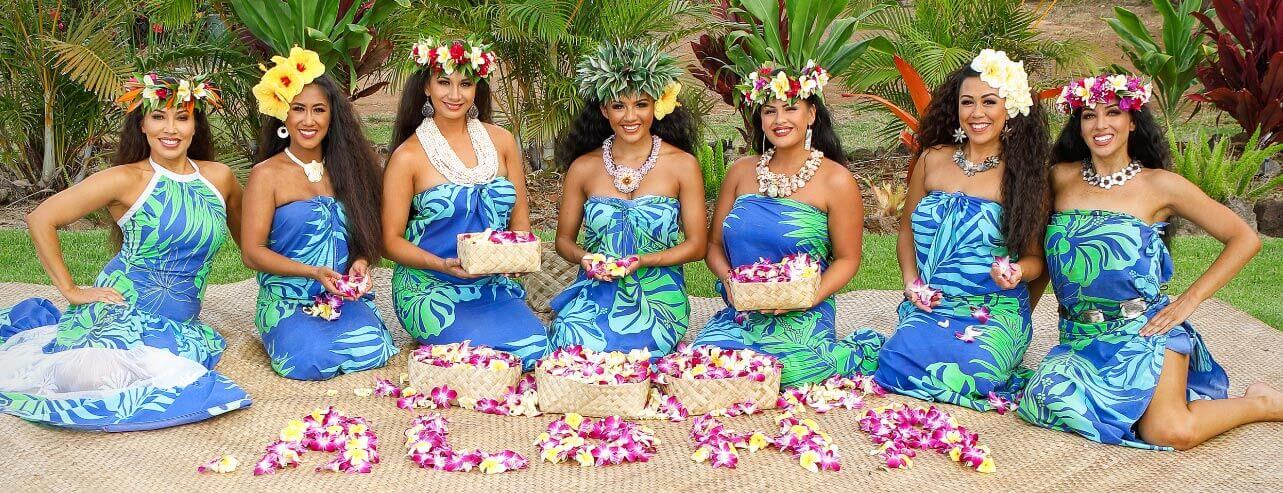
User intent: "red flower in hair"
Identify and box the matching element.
[155,88,170,100]
[788,79,801,97]
[449,41,465,61]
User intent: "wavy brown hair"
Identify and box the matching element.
[389,64,495,150]
[916,66,1051,254]
[256,75,384,263]
[554,101,698,170]
[1052,103,1171,170]
[749,97,846,165]
[110,109,216,250]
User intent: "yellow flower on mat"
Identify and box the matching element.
[280,419,307,442]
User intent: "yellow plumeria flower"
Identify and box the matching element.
[280,419,307,442]
[349,423,367,435]
[564,413,584,429]
[799,450,821,473]
[478,456,504,474]
[770,71,791,100]
[691,446,710,463]
[654,81,682,120]
[977,456,996,473]
[489,359,510,371]
[575,449,595,467]
[540,447,561,463]
[748,432,769,452]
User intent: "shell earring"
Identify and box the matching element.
[277,126,289,139]
[804,127,813,151]
[952,127,967,143]
[421,100,435,118]
[467,105,479,119]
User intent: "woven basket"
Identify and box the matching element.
[728,275,820,311]
[534,368,651,417]
[662,367,782,415]
[457,234,542,275]
[408,356,522,404]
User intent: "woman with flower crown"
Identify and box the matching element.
[0,74,251,430]
[1016,74,1282,449]
[241,48,396,380]
[384,38,548,369]
[547,41,706,357]
[872,50,1050,411]
[691,60,885,388]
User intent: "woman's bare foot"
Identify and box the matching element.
[1244,382,1283,419]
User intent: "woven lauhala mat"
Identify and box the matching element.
[1,270,1280,492]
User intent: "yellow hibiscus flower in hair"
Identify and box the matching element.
[252,77,290,120]
[276,46,325,84]
[654,81,682,120]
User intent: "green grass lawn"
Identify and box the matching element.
[0,229,1277,329]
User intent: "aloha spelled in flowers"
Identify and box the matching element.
[118,73,222,114]
[583,253,640,279]
[858,403,996,473]
[411,38,497,79]
[254,407,379,475]
[738,61,830,106]
[728,253,820,283]
[1056,74,1153,114]
[653,344,780,384]
[253,47,325,120]
[405,413,529,474]
[773,412,842,472]
[537,346,652,385]
[387,374,541,417]
[459,228,538,245]
[969,49,1033,118]
[535,413,658,467]
[689,415,772,469]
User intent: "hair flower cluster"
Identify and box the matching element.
[411,38,497,80]
[737,61,830,106]
[1055,74,1153,114]
[537,346,652,385]
[118,73,222,114]
[969,49,1033,118]
[405,413,529,474]
[653,344,780,384]
[534,413,658,467]
[254,407,379,475]
[252,46,325,121]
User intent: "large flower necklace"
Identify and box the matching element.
[1081,158,1142,190]
[415,116,499,185]
[602,135,661,194]
[756,147,822,198]
[952,147,1000,177]
[284,148,324,183]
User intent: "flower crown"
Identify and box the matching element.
[252,46,326,121]
[969,49,1033,118]
[117,73,222,114]
[737,61,830,106]
[1055,74,1153,114]
[410,38,497,80]
[576,41,684,119]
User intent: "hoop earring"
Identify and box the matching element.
[421,100,435,118]
[277,126,289,139]
[467,105,479,119]
[804,126,813,151]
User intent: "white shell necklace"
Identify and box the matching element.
[756,147,823,198]
[415,116,498,185]
[602,135,661,194]
[1082,159,1142,189]
[284,148,324,183]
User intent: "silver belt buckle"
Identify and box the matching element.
[1119,298,1148,319]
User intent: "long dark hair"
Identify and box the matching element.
[749,97,847,165]
[1051,104,1171,170]
[255,75,384,263]
[554,102,698,169]
[389,65,494,150]
[110,109,216,249]
[916,66,1051,255]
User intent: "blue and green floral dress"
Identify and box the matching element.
[692,195,885,388]
[1017,210,1228,448]
[392,178,549,369]
[549,195,689,356]
[874,191,1034,411]
[0,161,250,431]
[255,196,396,380]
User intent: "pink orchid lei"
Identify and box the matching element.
[636,388,690,422]
[992,255,1017,283]
[857,403,996,473]
[907,278,941,307]
[773,412,842,472]
[777,374,885,414]
[387,375,541,418]
[728,253,820,283]
[405,413,529,474]
[412,340,522,371]
[254,407,379,475]
[302,294,344,321]
[708,400,764,418]
[535,413,658,467]
[1056,74,1153,114]
[197,455,239,474]
[459,228,538,245]
[537,346,652,385]
[689,415,773,469]
[986,391,1019,415]
[584,253,640,279]
[653,344,780,385]
[334,274,370,299]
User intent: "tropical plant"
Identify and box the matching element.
[1172,127,1283,202]
[414,0,720,167]
[1106,0,1210,128]
[695,139,728,198]
[226,0,417,99]
[864,177,907,218]
[1191,0,1283,146]
[844,0,1090,144]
